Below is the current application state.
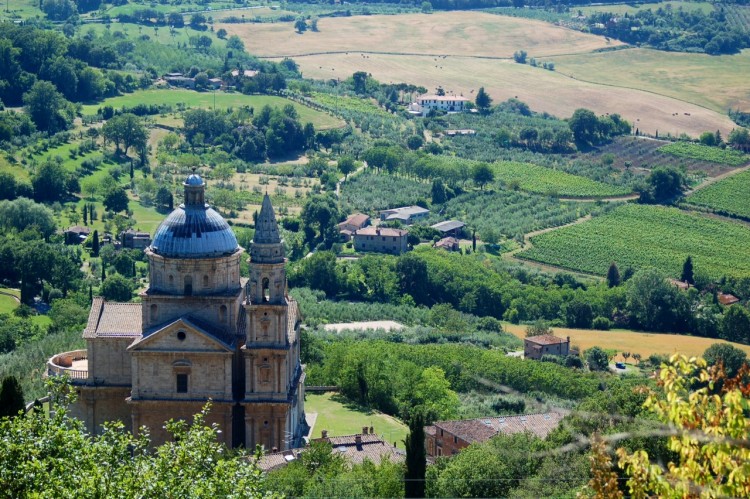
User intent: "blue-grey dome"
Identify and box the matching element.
[150,206,239,258]
[185,173,204,186]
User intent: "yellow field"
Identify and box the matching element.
[220,11,623,58]
[280,52,733,137]
[552,48,750,114]
[504,323,750,358]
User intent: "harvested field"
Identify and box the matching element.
[503,323,750,358]
[274,52,733,137]
[221,11,623,58]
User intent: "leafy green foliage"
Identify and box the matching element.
[658,141,749,166]
[703,342,748,377]
[521,204,750,280]
[0,376,25,418]
[492,161,631,197]
[340,172,431,213]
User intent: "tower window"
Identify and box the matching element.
[176,374,188,393]
[262,277,270,302]
[184,275,193,295]
[203,275,209,288]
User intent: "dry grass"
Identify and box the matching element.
[503,323,750,358]
[220,11,622,58]
[281,52,734,136]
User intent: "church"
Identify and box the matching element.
[49,172,306,450]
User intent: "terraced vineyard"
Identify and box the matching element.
[520,204,750,279]
[684,169,750,219]
[658,142,749,166]
[492,161,631,197]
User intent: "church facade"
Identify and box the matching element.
[49,173,306,450]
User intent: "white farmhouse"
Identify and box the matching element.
[408,94,470,116]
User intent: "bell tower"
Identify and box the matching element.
[248,194,286,304]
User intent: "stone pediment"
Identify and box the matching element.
[128,316,235,352]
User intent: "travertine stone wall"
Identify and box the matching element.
[146,250,243,296]
[131,400,233,447]
[140,293,243,332]
[89,338,133,385]
[70,386,133,435]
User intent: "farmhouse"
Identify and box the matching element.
[120,228,151,249]
[338,213,370,241]
[353,226,409,255]
[380,205,430,224]
[425,412,564,458]
[524,334,570,360]
[408,94,469,116]
[434,236,460,252]
[718,293,740,306]
[47,175,306,450]
[230,69,260,79]
[64,225,91,245]
[257,428,404,472]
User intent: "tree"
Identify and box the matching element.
[640,166,686,204]
[681,255,694,285]
[301,195,340,249]
[102,113,148,156]
[699,131,717,146]
[0,197,56,238]
[294,18,307,33]
[91,229,99,256]
[586,346,609,371]
[720,304,750,344]
[410,367,459,424]
[189,13,206,28]
[703,342,747,377]
[103,187,129,213]
[431,178,447,204]
[226,35,244,51]
[100,273,134,301]
[475,86,492,113]
[525,319,551,337]
[337,156,355,180]
[23,81,75,134]
[0,376,24,418]
[406,135,424,150]
[626,268,689,332]
[513,50,527,63]
[216,28,227,39]
[472,162,494,190]
[404,413,426,498]
[568,108,599,145]
[607,262,621,288]
[728,127,750,150]
[616,356,750,499]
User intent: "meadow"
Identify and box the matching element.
[520,204,750,279]
[684,169,750,219]
[305,392,408,448]
[81,89,344,130]
[503,323,750,359]
[492,161,631,197]
[222,11,621,59]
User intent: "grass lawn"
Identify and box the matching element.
[0,155,29,182]
[81,89,344,130]
[0,294,19,315]
[503,323,750,358]
[305,392,408,448]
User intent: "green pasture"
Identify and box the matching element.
[1,0,43,20]
[552,48,750,114]
[0,294,19,315]
[102,1,238,17]
[81,89,344,129]
[521,203,750,279]
[305,392,408,448]
[685,169,750,219]
[80,22,227,49]
[578,1,715,16]
[0,155,29,182]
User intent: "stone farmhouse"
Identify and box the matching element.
[352,226,409,255]
[524,334,570,360]
[47,174,306,450]
[408,94,470,116]
[425,412,564,458]
[338,213,370,241]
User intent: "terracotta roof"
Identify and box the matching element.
[354,227,408,237]
[434,237,459,249]
[718,293,740,306]
[83,297,142,339]
[524,334,568,346]
[66,225,91,234]
[339,213,370,229]
[431,412,565,445]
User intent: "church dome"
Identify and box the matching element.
[149,173,239,259]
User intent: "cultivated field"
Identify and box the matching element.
[81,89,344,130]
[685,168,750,219]
[658,142,749,166]
[222,11,623,58]
[520,204,750,279]
[305,392,408,448]
[579,1,715,16]
[492,161,631,197]
[503,323,750,358]
[552,48,750,114]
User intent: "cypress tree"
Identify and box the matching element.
[472,230,476,252]
[83,205,88,225]
[0,376,25,418]
[607,262,621,288]
[682,255,694,285]
[404,413,426,498]
[91,229,100,257]
[101,262,106,281]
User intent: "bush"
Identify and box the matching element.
[592,316,611,330]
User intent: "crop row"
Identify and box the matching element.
[684,169,750,219]
[520,204,750,279]
[657,142,749,166]
[492,161,631,197]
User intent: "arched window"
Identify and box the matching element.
[219,305,227,324]
[203,275,209,288]
[150,304,158,323]
[168,274,174,287]
[262,277,270,302]
[184,275,193,296]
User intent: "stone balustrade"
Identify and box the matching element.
[47,349,88,380]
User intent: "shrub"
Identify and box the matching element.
[592,316,611,330]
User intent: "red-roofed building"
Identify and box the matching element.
[424,412,565,458]
[338,213,370,241]
[718,293,740,306]
[353,226,408,255]
[524,334,570,360]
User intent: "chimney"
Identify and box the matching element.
[369,426,374,435]
[321,429,328,439]
[362,426,369,435]
[355,434,362,449]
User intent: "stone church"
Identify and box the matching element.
[51,173,306,450]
